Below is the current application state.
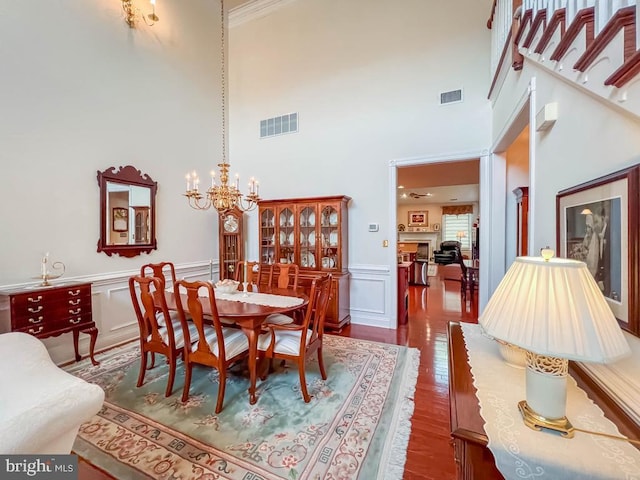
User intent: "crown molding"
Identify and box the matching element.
[229,0,299,28]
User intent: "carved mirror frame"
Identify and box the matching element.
[97,165,158,257]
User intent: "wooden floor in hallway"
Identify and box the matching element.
[78,264,478,479]
[340,263,478,479]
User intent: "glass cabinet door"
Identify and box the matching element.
[299,205,317,269]
[260,208,276,265]
[320,205,339,270]
[278,207,295,263]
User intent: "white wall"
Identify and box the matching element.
[492,67,640,254]
[491,51,640,420]
[0,0,221,362]
[230,0,493,327]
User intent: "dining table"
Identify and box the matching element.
[164,284,309,405]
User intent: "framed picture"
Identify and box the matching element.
[432,223,441,232]
[556,165,640,336]
[408,210,428,227]
[112,207,129,232]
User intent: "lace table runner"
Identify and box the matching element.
[460,322,640,480]
[168,286,303,309]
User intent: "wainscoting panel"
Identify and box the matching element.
[1,261,398,363]
[348,264,393,329]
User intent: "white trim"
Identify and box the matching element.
[0,261,216,291]
[528,76,537,252]
[229,0,299,28]
[491,81,532,152]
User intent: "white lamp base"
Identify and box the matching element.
[520,352,574,438]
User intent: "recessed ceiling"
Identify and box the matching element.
[398,184,479,205]
[397,159,480,205]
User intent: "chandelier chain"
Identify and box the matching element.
[220,0,226,165]
[182,0,260,216]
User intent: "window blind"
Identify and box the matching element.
[442,214,472,249]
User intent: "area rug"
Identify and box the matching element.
[427,264,438,277]
[64,334,420,480]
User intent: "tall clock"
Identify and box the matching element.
[218,207,244,280]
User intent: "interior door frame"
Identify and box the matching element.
[389,149,493,328]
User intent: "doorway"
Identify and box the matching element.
[389,150,492,329]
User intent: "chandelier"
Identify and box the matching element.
[184,0,260,216]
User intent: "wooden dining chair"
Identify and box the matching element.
[140,262,177,291]
[268,263,299,289]
[234,261,262,291]
[129,275,194,397]
[264,263,301,325]
[258,274,332,402]
[174,280,250,413]
[444,245,476,299]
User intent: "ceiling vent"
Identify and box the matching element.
[440,89,463,105]
[260,112,298,139]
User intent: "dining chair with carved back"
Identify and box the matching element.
[140,261,177,291]
[443,245,476,299]
[139,261,187,365]
[264,263,301,325]
[268,263,299,289]
[258,273,332,402]
[129,275,196,397]
[234,261,262,291]
[174,279,250,413]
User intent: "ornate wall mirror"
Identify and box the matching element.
[97,165,157,257]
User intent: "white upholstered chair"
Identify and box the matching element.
[0,332,104,454]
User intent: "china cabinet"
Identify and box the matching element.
[258,195,351,330]
[218,207,244,280]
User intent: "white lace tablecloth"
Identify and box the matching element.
[168,286,303,309]
[460,322,640,480]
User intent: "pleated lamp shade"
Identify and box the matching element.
[479,256,630,364]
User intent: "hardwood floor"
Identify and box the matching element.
[78,265,478,479]
[341,263,478,479]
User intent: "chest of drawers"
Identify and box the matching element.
[0,282,99,365]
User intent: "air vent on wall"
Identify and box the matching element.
[260,112,298,139]
[440,89,463,105]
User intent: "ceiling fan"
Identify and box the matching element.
[408,192,433,199]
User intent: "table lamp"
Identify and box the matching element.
[479,249,630,438]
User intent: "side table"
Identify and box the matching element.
[0,281,100,365]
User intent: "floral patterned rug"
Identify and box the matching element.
[65,334,420,479]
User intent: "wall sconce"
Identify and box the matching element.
[121,0,159,28]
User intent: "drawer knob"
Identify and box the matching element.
[69,299,81,306]
[28,326,44,334]
[28,306,43,313]
[70,317,82,324]
[69,308,81,315]
[68,289,81,296]
[28,316,44,324]
[28,296,43,303]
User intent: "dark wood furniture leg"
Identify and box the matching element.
[240,324,260,404]
[73,327,100,366]
[85,326,100,366]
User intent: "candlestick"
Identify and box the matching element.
[243,260,248,283]
[41,252,48,277]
